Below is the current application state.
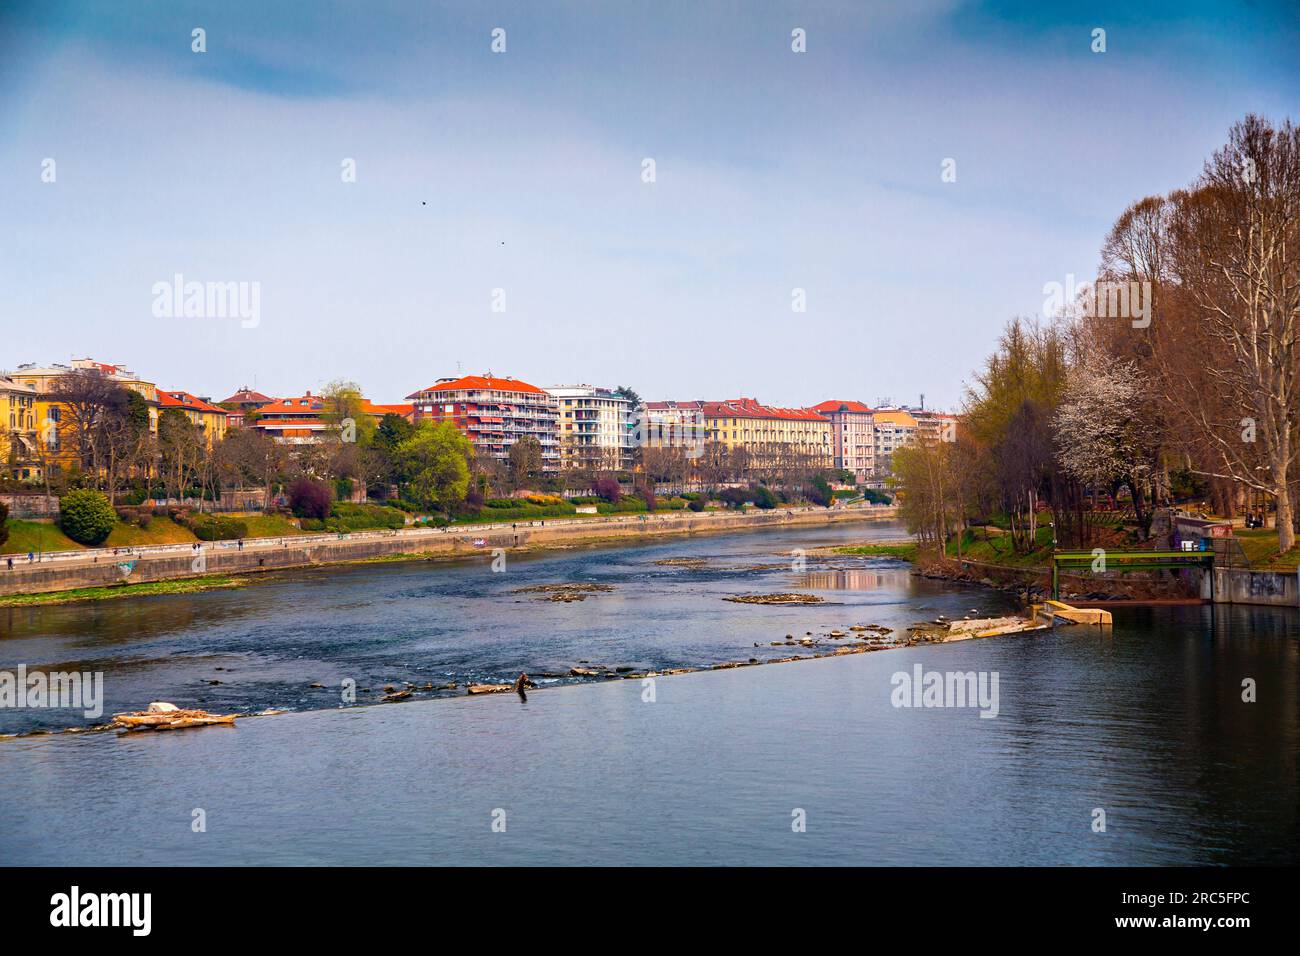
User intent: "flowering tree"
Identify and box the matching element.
[1053,359,1157,536]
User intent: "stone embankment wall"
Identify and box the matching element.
[0,505,896,598]
[0,494,59,518]
[1211,566,1298,606]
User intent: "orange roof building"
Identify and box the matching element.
[406,374,559,470]
[158,390,229,445]
[250,391,413,443]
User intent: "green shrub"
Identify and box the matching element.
[189,515,248,541]
[0,500,8,547]
[326,503,407,532]
[59,489,117,545]
[687,497,706,512]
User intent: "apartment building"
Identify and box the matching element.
[811,400,875,482]
[249,392,408,444]
[157,390,230,446]
[870,408,918,478]
[1,376,40,480]
[2,358,161,472]
[219,386,276,428]
[547,385,637,472]
[914,410,958,446]
[649,398,831,468]
[406,374,560,471]
[640,400,708,453]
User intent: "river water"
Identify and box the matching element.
[1,521,1297,865]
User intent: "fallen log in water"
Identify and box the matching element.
[113,702,237,732]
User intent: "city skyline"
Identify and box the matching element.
[3,1,1297,408]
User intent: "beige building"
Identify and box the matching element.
[547,385,637,472]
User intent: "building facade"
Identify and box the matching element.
[547,385,637,472]
[649,398,832,469]
[913,410,958,446]
[1,359,161,473]
[407,375,560,471]
[811,400,875,482]
[703,398,832,466]
[1,376,40,480]
[870,408,918,478]
[219,386,275,429]
[158,390,229,446]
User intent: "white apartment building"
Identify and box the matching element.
[546,384,638,472]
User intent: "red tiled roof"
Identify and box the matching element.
[812,400,874,414]
[256,395,325,416]
[406,375,547,399]
[220,387,274,406]
[364,401,414,417]
[159,390,227,414]
[698,398,829,422]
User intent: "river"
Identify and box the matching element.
[1,521,1296,865]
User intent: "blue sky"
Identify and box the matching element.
[2,0,1296,408]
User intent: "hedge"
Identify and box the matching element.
[189,515,248,541]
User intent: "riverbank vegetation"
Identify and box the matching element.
[0,575,247,607]
[892,114,1300,571]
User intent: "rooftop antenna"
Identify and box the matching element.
[920,392,925,411]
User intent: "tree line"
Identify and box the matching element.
[893,114,1299,555]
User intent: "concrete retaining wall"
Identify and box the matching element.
[1212,566,1298,607]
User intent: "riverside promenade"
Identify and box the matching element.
[0,503,897,598]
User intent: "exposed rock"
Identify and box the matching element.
[515,583,616,602]
[724,593,825,605]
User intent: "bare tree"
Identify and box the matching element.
[1154,117,1300,548]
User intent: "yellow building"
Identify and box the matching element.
[157,390,229,446]
[2,359,160,472]
[0,376,41,480]
[650,398,832,467]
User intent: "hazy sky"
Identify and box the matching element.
[2,1,1296,409]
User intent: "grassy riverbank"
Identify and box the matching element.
[0,575,248,607]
